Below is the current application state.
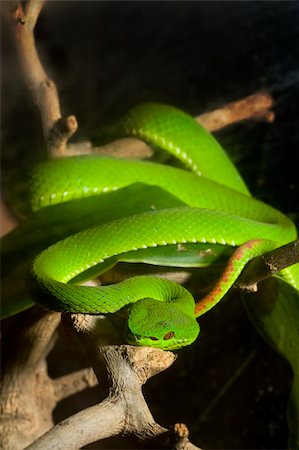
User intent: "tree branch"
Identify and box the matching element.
[52,367,98,402]
[0,309,61,449]
[27,315,201,450]
[66,92,274,158]
[11,0,77,156]
[236,239,299,292]
[197,92,274,131]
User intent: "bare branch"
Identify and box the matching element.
[171,423,202,450]
[66,92,274,158]
[236,239,299,292]
[11,1,77,156]
[27,315,201,450]
[0,309,61,450]
[24,0,46,30]
[52,368,98,402]
[27,397,125,450]
[47,116,78,158]
[197,92,274,131]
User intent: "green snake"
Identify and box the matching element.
[3,103,299,350]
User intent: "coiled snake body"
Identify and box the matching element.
[5,104,299,349]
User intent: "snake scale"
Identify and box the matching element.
[3,103,299,350]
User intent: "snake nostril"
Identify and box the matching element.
[149,336,159,341]
[163,331,175,340]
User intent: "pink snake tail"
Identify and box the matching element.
[194,239,273,318]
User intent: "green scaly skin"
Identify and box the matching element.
[5,103,299,350]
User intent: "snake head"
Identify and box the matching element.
[125,298,200,350]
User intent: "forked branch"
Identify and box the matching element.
[26,315,201,450]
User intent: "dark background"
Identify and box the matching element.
[1,2,299,449]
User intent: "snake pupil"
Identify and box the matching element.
[163,331,175,340]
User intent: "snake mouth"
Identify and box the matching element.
[125,330,192,350]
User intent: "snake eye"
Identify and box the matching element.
[163,331,175,340]
[149,336,159,341]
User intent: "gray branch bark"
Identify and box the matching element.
[26,315,200,450]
